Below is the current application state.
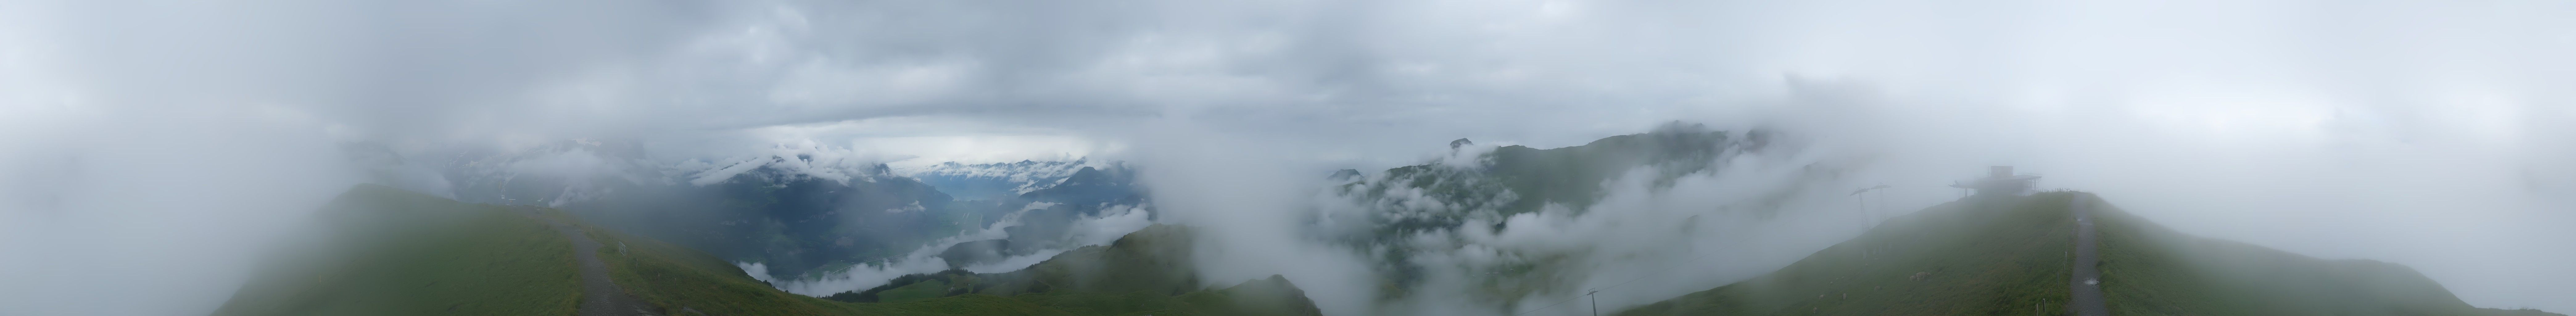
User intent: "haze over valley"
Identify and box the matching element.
[1,0,2571,315]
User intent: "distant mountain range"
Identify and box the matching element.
[1311,123,1856,306]
[898,159,1120,201]
[343,139,1152,284]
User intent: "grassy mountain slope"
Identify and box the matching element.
[2092,198,2563,316]
[1615,191,2079,316]
[1617,192,2562,316]
[216,184,1318,316]
[213,184,584,316]
[574,215,876,315]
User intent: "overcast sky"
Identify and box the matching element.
[1,0,2571,315]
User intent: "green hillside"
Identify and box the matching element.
[1615,192,2562,316]
[1613,191,2081,316]
[213,184,585,316]
[214,185,1321,316]
[2091,198,2563,316]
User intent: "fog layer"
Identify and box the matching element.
[0,0,2569,315]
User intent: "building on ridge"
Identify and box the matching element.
[1951,166,2041,197]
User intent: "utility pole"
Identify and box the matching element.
[1850,185,1892,228]
[1588,289,1599,316]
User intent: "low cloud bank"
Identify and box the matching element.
[751,201,1158,296]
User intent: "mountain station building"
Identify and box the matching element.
[1952,166,2041,196]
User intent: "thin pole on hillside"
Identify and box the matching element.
[1511,249,1722,316]
[1589,289,1599,316]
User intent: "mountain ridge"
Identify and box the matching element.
[1613,192,2563,316]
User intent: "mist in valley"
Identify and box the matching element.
[1,0,2570,315]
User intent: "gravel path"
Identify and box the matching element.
[2069,197,2110,316]
[545,219,658,316]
